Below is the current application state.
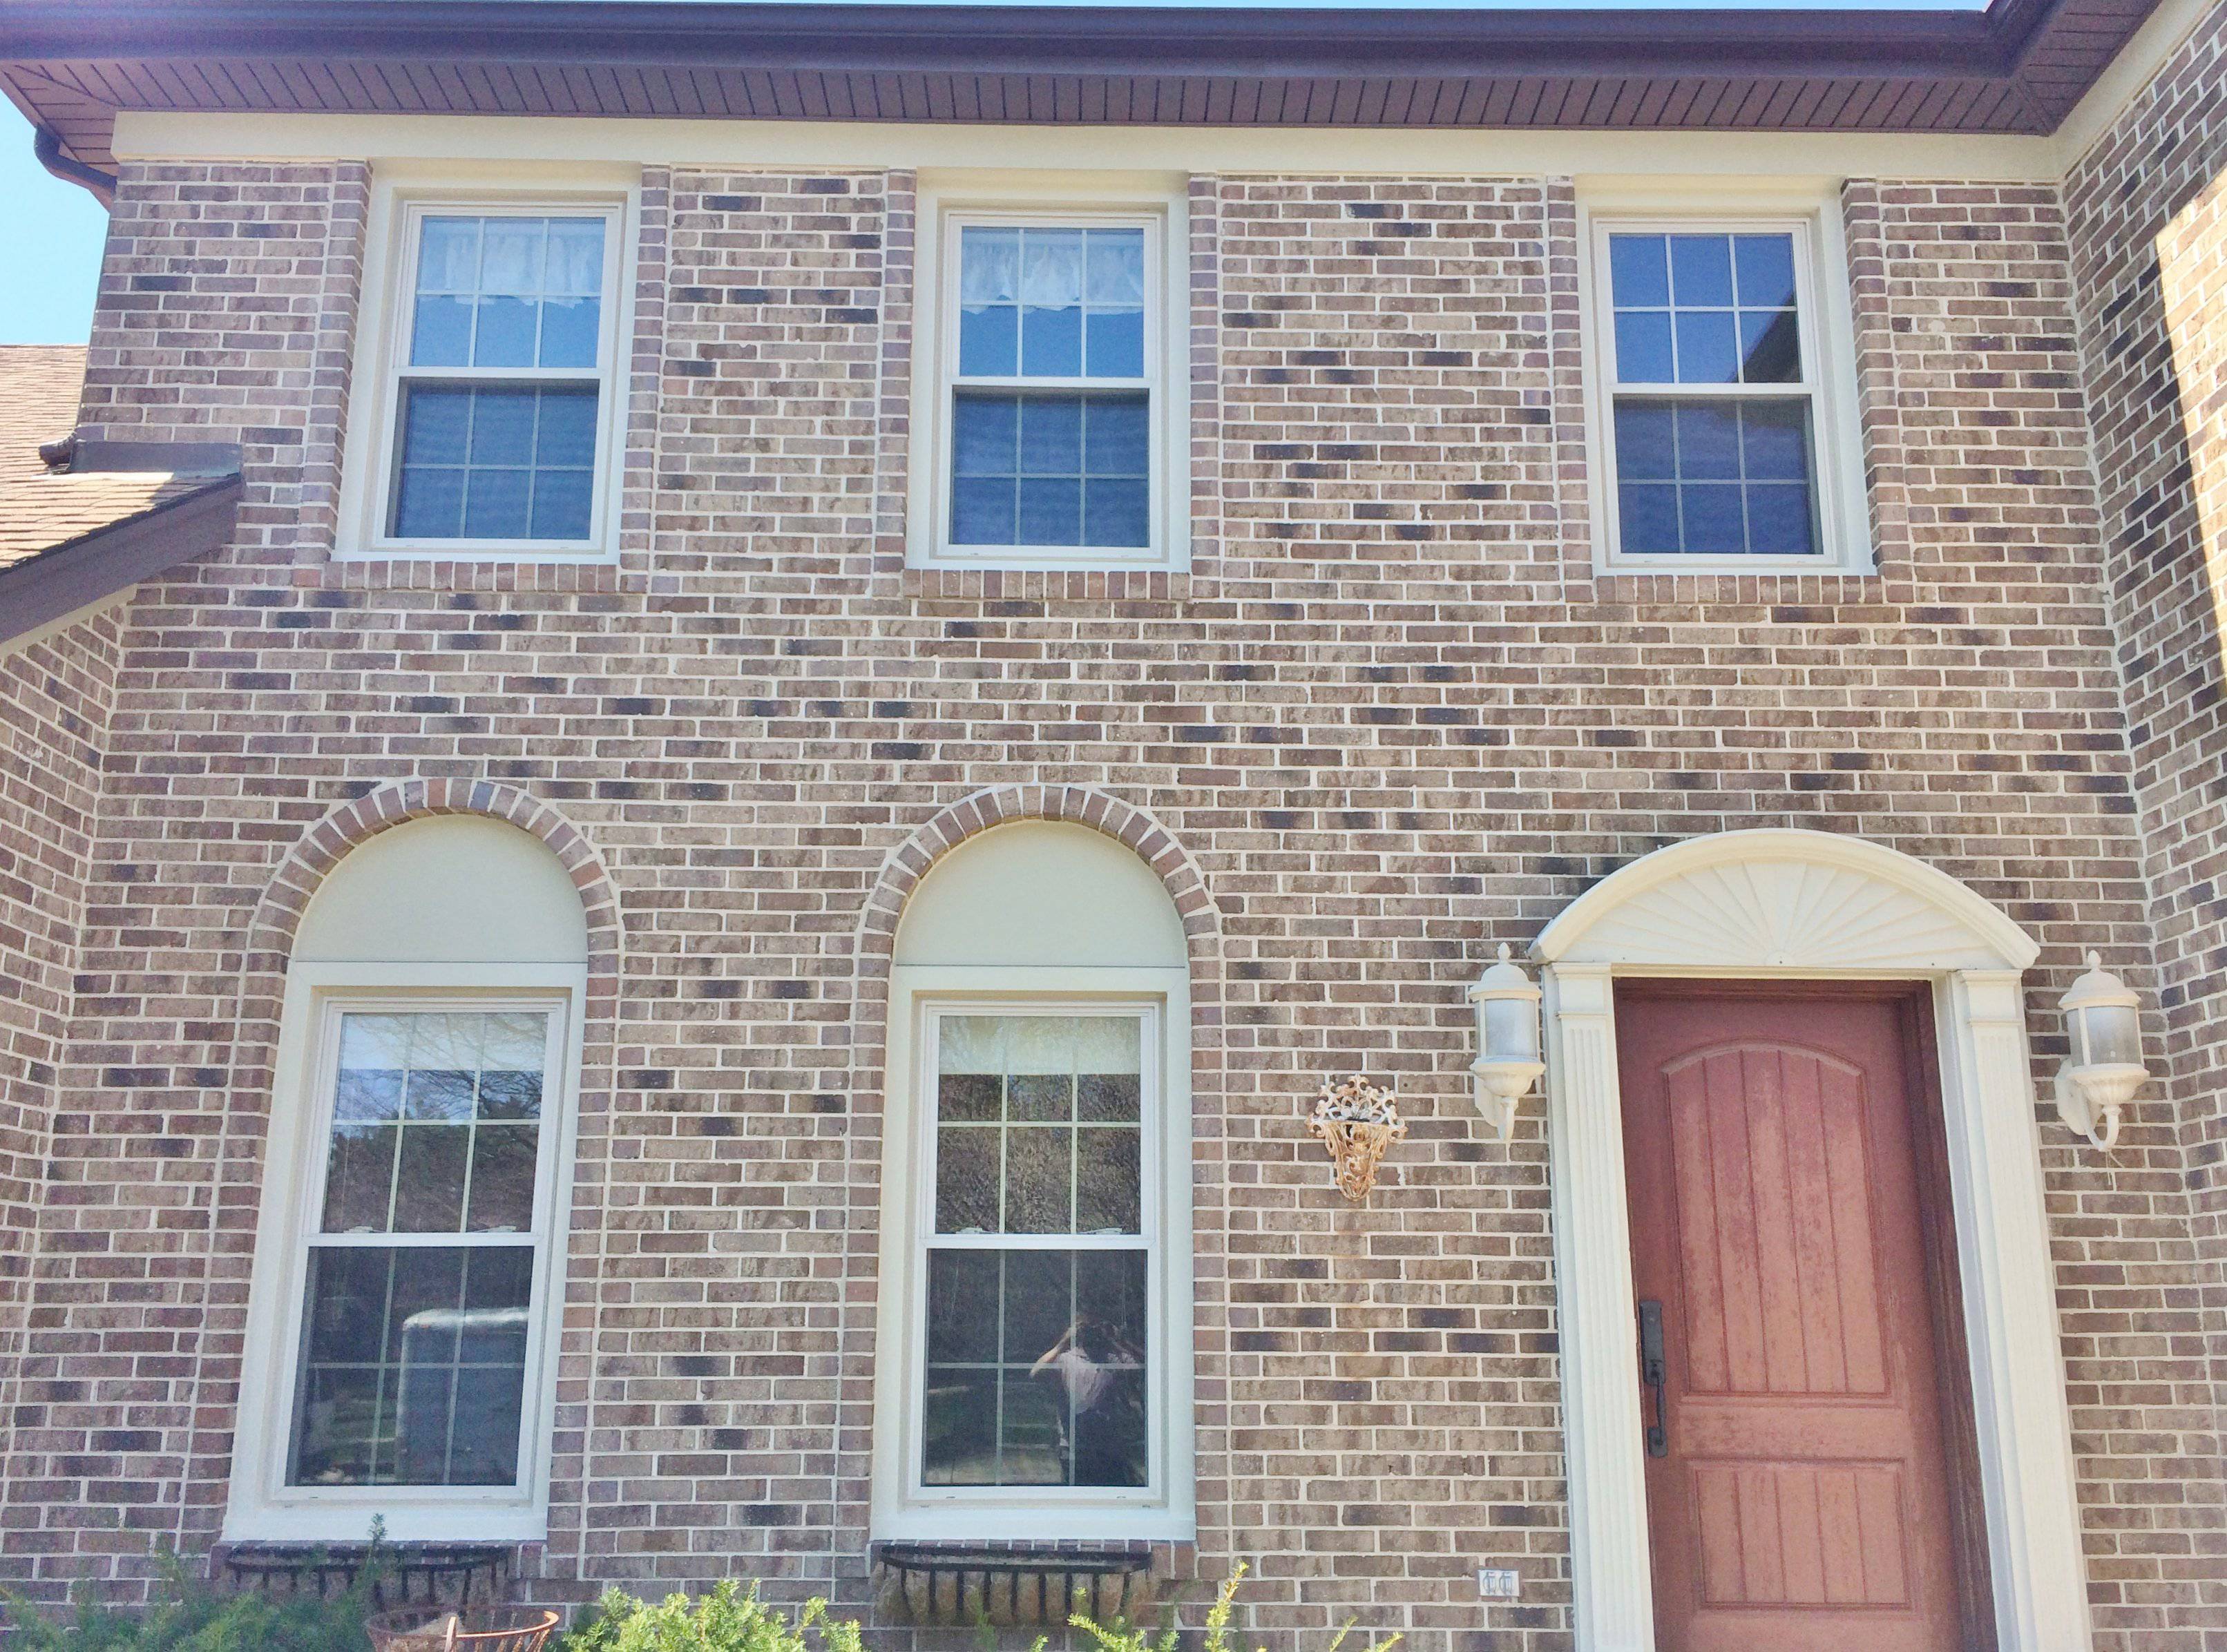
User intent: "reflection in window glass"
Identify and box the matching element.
[289,1010,550,1489]
[1605,229,1818,557]
[922,1013,1149,1489]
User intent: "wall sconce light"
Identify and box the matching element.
[1469,943,1545,1141]
[1308,1077,1406,1202]
[2054,951,2148,1150]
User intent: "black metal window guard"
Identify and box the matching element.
[873,1544,1155,1628]
[218,1542,515,1610]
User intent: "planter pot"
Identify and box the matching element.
[364,1606,560,1652]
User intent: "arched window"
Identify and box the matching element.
[871,822,1194,1541]
[225,816,590,1543]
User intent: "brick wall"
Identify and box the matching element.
[2065,5,2227,1638]
[0,141,2216,1652]
[0,612,124,1586]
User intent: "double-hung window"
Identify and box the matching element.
[363,200,625,556]
[279,1001,568,1505]
[919,1009,1156,1495]
[923,203,1178,569]
[1592,217,1860,567]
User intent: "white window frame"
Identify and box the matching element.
[871,969,1194,1541]
[224,962,585,1543]
[1580,189,1872,575]
[907,176,1190,573]
[336,173,637,563]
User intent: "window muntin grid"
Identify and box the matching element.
[940,215,1161,559]
[1599,224,1825,560]
[285,1008,555,1490]
[376,205,619,551]
[919,1011,1154,1492]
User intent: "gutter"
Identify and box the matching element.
[32,126,117,209]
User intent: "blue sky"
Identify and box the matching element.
[0,0,1991,346]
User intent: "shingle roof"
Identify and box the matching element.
[0,344,225,571]
[0,344,242,649]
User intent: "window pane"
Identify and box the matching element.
[393,386,600,542]
[1614,311,1674,383]
[922,1248,1148,1489]
[1619,482,1682,555]
[1734,233,1797,308]
[1076,1128,1141,1233]
[1669,234,1734,306]
[1614,395,1818,558]
[410,296,473,369]
[959,304,1020,378]
[1004,1127,1072,1232]
[1747,482,1816,555]
[1672,310,1739,385]
[948,392,1151,549]
[1681,483,1748,555]
[1613,403,1676,481]
[1674,402,1741,481]
[472,296,539,369]
[321,1011,549,1237]
[1085,229,1146,306]
[289,1244,531,1488]
[1022,302,1083,377]
[1607,234,1670,307]
[935,1124,1001,1233]
[1739,309,1801,383]
[1086,308,1144,378]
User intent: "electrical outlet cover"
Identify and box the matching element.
[1477,1568,1521,1600]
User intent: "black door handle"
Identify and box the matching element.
[1637,1298,1669,1459]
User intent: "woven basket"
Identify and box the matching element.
[364,1606,560,1652]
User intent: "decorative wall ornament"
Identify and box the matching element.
[1307,1077,1406,1202]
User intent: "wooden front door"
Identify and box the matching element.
[1616,986,1982,1652]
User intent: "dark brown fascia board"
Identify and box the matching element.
[0,0,2023,81]
[0,478,241,650]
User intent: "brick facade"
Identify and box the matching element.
[0,58,2222,1652]
[2066,10,2227,1637]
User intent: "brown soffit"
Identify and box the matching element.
[0,479,242,652]
[0,0,2165,169]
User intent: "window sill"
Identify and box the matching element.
[1598,556,1875,577]
[222,1503,547,1547]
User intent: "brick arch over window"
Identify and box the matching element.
[178,779,624,1571]
[244,778,624,982]
[832,784,1227,1575]
[854,784,1221,967]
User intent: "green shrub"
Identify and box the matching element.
[1064,1564,1400,1652]
[1,1541,375,1652]
[558,1582,863,1652]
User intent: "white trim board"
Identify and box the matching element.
[1532,829,2090,1652]
[111,111,2067,183]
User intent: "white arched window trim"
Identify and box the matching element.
[225,818,591,1544]
[1533,829,2090,1652]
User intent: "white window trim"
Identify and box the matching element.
[335,169,639,564]
[224,960,586,1544]
[906,173,1191,573]
[1578,185,1873,575]
[871,966,1195,1542]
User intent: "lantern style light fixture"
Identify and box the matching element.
[1469,943,1545,1140]
[2053,950,2150,1149]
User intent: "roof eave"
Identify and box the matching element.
[0,477,242,651]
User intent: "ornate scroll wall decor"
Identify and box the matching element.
[1306,1077,1406,1202]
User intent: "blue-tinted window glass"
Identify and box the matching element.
[950,390,1149,549]
[1614,312,1675,383]
[1668,236,1734,306]
[958,226,1147,383]
[409,214,606,371]
[1608,229,1803,387]
[1607,236,1670,307]
[1612,395,1817,557]
[392,385,598,542]
[1734,234,1797,308]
